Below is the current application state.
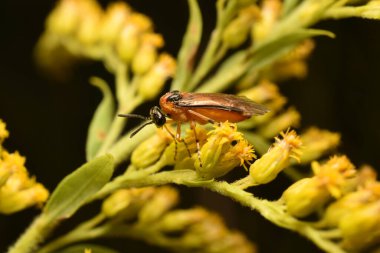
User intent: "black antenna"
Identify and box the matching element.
[130,121,154,137]
[118,113,147,120]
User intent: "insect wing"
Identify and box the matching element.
[173,92,269,117]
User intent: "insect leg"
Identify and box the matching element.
[163,124,178,161]
[190,120,202,168]
[175,122,192,157]
[187,109,220,126]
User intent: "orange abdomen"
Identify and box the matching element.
[188,108,249,124]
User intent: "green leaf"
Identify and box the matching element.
[44,154,114,219]
[86,77,115,161]
[171,0,202,91]
[248,28,335,71]
[56,244,119,253]
[199,28,334,92]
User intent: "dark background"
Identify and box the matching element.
[1,1,380,252]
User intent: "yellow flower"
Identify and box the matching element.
[131,130,172,169]
[195,122,255,179]
[282,155,356,218]
[321,181,380,228]
[99,2,131,43]
[250,130,302,184]
[222,5,260,48]
[258,107,301,138]
[138,186,179,224]
[0,151,49,214]
[132,33,164,75]
[0,119,9,141]
[137,53,176,101]
[312,155,356,198]
[299,127,340,164]
[101,187,156,218]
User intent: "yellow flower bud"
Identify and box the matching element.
[340,200,380,251]
[101,189,132,217]
[77,6,102,45]
[321,182,380,228]
[299,127,340,164]
[250,130,302,184]
[156,207,209,232]
[282,177,331,218]
[132,33,164,75]
[0,119,9,142]
[138,186,179,224]
[131,130,171,169]
[251,0,282,41]
[195,122,255,179]
[46,0,81,35]
[99,2,131,43]
[116,14,153,62]
[258,107,301,138]
[222,6,260,48]
[101,187,156,218]
[116,25,140,62]
[0,183,49,214]
[239,80,287,112]
[137,53,176,101]
[312,156,356,198]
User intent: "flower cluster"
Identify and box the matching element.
[37,0,176,103]
[0,119,49,214]
[101,186,256,253]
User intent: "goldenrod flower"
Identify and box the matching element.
[312,156,356,198]
[258,107,301,138]
[250,130,302,184]
[282,155,356,218]
[76,4,102,45]
[340,200,380,251]
[195,122,255,179]
[115,13,153,62]
[137,53,176,101]
[99,2,131,43]
[156,207,210,232]
[321,181,380,228]
[268,40,315,81]
[138,186,179,224]
[239,80,287,112]
[299,127,340,164]
[101,187,156,218]
[222,5,260,48]
[252,0,282,41]
[282,177,333,218]
[131,130,171,169]
[0,151,49,214]
[0,119,9,142]
[132,33,164,75]
[46,0,82,35]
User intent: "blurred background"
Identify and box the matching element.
[1,0,380,252]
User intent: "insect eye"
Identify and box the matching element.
[167,91,182,102]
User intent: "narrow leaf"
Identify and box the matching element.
[44,154,114,219]
[86,77,115,161]
[171,0,202,91]
[57,244,119,253]
[198,29,334,93]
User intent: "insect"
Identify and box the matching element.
[118,90,269,165]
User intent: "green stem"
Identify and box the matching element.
[8,215,56,253]
[90,169,346,253]
[37,214,106,253]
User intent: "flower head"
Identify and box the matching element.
[0,151,49,214]
[195,122,255,179]
[250,130,302,184]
